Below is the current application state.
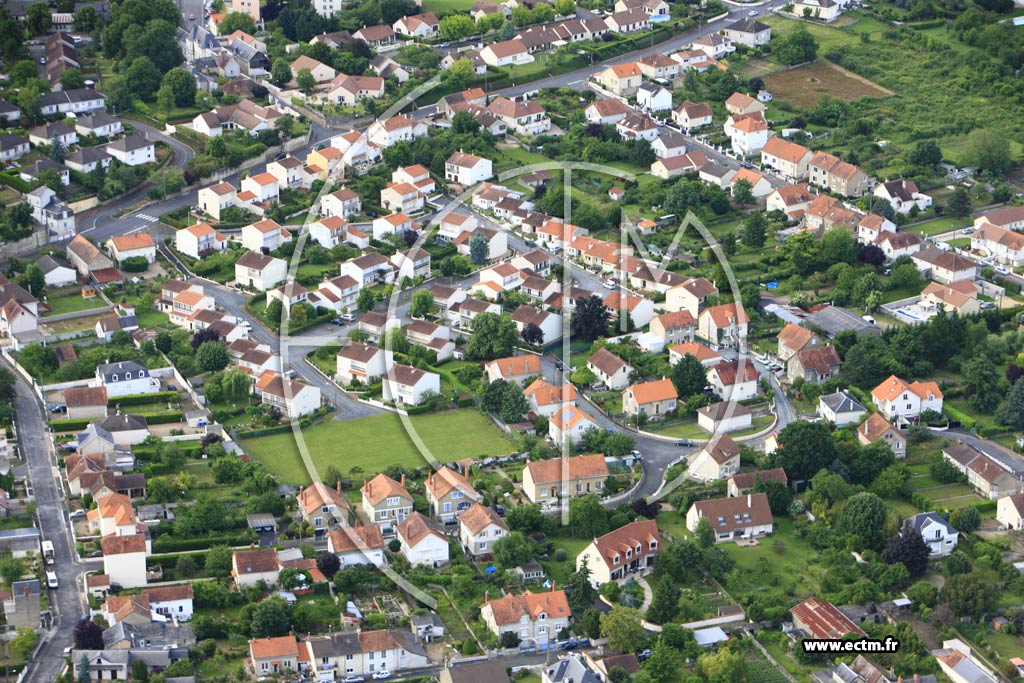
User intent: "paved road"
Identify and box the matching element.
[2,357,99,683]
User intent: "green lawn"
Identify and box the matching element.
[43,292,107,317]
[239,410,516,484]
[720,518,820,601]
[656,509,690,540]
[422,0,476,11]
[544,534,591,585]
[649,421,707,439]
[906,216,968,236]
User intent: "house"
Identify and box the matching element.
[971,221,1024,267]
[868,225,916,261]
[616,112,660,142]
[267,156,306,190]
[101,534,149,588]
[255,371,321,417]
[328,525,386,567]
[650,129,689,159]
[358,311,400,343]
[669,341,722,369]
[726,468,788,497]
[723,17,772,47]
[759,137,812,181]
[103,584,194,626]
[480,38,533,66]
[336,342,393,386]
[106,135,155,166]
[3,580,41,630]
[724,112,769,156]
[788,345,841,384]
[524,378,577,418]
[687,434,742,482]
[361,473,413,531]
[637,83,672,113]
[666,277,718,317]
[965,455,1024,500]
[39,88,106,116]
[249,636,303,676]
[623,378,677,418]
[607,9,650,33]
[919,281,979,317]
[777,323,820,361]
[0,101,20,124]
[686,493,774,543]
[176,223,227,259]
[708,360,759,401]
[974,205,1024,232]
[673,100,714,132]
[354,24,397,48]
[296,481,349,539]
[787,0,844,21]
[912,246,976,285]
[96,360,159,398]
[725,92,765,117]
[64,385,108,420]
[587,347,633,390]
[522,454,608,504]
[548,405,600,445]
[26,186,75,240]
[382,364,441,406]
[197,182,237,221]
[693,32,734,58]
[871,375,943,421]
[903,512,958,557]
[459,503,508,557]
[933,641,999,683]
[397,512,449,567]
[106,233,156,265]
[637,53,678,80]
[650,151,709,180]
[302,630,428,679]
[730,167,773,198]
[445,151,493,186]
[326,74,386,106]
[368,115,427,148]
[996,493,1024,530]
[235,252,287,291]
[585,98,629,125]
[488,97,550,136]
[393,12,439,37]
[484,354,542,385]
[425,466,476,523]
[370,53,411,83]
[392,249,432,282]
[791,597,865,639]
[804,194,861,233]
[381,182,424,214]
[649,311,696,346]
[240,173,280,208]
[290,55,335,83]
[766,184,815,219]
[857,413,906,458]
[64,147,112,174]
[699,303,748,350]
[192,100,282,137]
[595,62,642,96]
[874,179,932,214]
[232,546,281,587]
[817,390,867,427]
[0,134,30,163]
[575,519,660,587]
[480,588,571,647]
[808,151,870,197]
[393,164,435,195]
[321,187,363,218]
[440,659,508,683]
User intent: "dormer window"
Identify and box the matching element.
[539,612,546,620]
[126,372,132,379]
[112,375,118,381]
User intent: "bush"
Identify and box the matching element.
[552,548,567,562]
[120,256,150,273]
[110,391,179,406]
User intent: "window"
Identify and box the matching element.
[112,375,118,381]
[443,503,451,513]
[126,372,132,379]
[261,663,269,671]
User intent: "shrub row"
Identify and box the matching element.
[152,533,253,554]
[50,417,90,432]
[942,405,976,432]
[109,391,180,406]
[136,411,185,425]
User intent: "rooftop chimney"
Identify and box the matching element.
[400,473,406,487]
[747,494,751,508]
[336,480,342,494]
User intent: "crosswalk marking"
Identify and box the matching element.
[134,213,158,222]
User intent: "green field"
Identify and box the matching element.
[43,292,107,317]
[720,518,820,601]
[422,0,476,11]
[239,410,516,484]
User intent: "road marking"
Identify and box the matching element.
[126,226,146,235]
[135,213,158,222]
[80,226,95,234]
[568,79,582,85]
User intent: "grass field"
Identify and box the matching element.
[239,410,516,484]
[43,292,107,317]
[422,0,476,11]
[720,518,820,601]
[763,60,892,109]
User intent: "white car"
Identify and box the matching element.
[748,9,759,15]
[343,677,366,683]
[372,672,392,680]
[46,571,58,589]
[603,280,616,289]
[995,266,1012,276]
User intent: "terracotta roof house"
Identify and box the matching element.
[522,454,608,504]
[575,519,660,587]
[623,378,677,418]
[480,588,571,647]
[685,493,773,543]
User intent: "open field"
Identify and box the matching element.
[42,292,107,317]
[239,410,516,484]
[763,60,892,109]
[422,0,476,11]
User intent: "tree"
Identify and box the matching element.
[671,354,707,398]
[906,580,939,608]
[49,136,66,163]
[447,57,475,86]
[21,264,45,297]
[296,68,316,95]
[124,19,183,73]
[60,68,86,91]
[218,11,256,35]
[271,59,293,87]
[380,0,418,23]
[499,383,529,422]
[774,25,817,65]
[769,420,835,481]
[756,479,792,515]
[835,492,888,550]
[942,572,997,618]
[175,555,198,578]
[356,288,375,313]
[694,516,715,549]
[26,2,52,34]
[161,68,197,107]
[643,639,682,683]
[741,210,766,248]
[569,495,609,537]
[554,0,575,15]
[732,179,754,204]
[410,288,433,318]
[223,368,251,400]
[881,529,930,576]
[697,649,748,683]
[250,596,292,637]
[74,618,105,650]
[521,322,544,346]
[572,295,609,342]
[465,312,517,360]
[646,575,681,625]
[506,504,543,532]
[440,14,476,40]
[953,506,981,533]
[205,545,234,578]
[156,84,175,113]
[125,56,163,100]
[0,557,24,587]
[906,139,942,169]
[492,530,534,568]
[11,628,38,659]
[600,606,646,653]
[317,551,341,578]
[75,6,100,32]
[965,128,1012,175]
[962,355,1002,412]
[997,377,1024,428]
[197,341,229,372]
[947,186,972,218]
[469,231,489,264]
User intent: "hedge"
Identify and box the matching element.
[942,405,976,432]
[0,172,34,193]
[133,441,204,459]
[50,417,90,432]
[235,424,294,438]
[152,532,253,554]
[136,411,184,425]
[110,391,180,406]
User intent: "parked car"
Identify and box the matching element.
[343,676,366,682]
[749,9,759,15]
[495,504,506,516]
[979,301,996,309]
[46,571,59,589]
[995,265,1012,276]
[638,649,653,662]
[339,313,356,322]
[961,227,974,235]
[372,672,392,680]
[674,439,694,447]
[603,280,616,289]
